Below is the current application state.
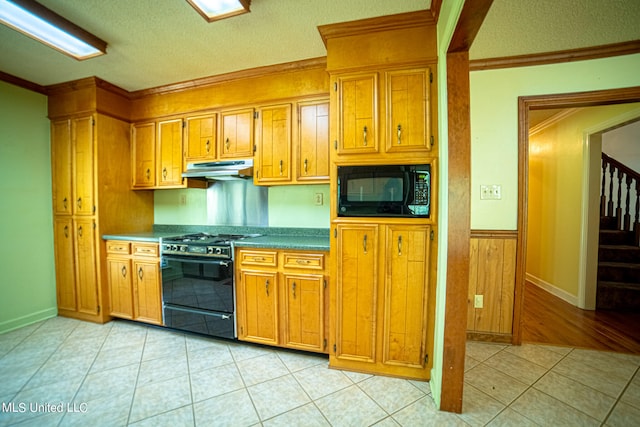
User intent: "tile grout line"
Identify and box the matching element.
[601,364,640,426]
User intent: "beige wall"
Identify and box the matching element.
[527,104,640,298]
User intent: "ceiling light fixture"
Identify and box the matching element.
[187,0,251,22]
[0,0,106,60]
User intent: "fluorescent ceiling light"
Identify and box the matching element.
[187,0,251,22]
[0,0,106,60]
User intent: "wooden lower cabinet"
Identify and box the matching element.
[236,249,328,353]
[54,217,100,318]
[106,240,162,325]
[331,222,432,380]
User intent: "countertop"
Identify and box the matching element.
[103,226,330,251]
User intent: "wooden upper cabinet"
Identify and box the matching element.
[131,122,156,188]
[386,68,432,153]
[51,116,95,216]
[51,120,72,215]
[297,100,329,182]
[157,119,184,187]
[255,104,292,184]
[336,73,378,155]
[220,108,254,158]
[185,113,217,163]
[72,116,95,215]
[383,224,430,368]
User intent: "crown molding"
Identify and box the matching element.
[470,40,640,71]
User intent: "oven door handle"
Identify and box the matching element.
[162,255,232,267]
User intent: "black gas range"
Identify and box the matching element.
[160,232,260,339]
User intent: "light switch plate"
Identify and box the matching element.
[480,185,502,200]
[474,295,484,309]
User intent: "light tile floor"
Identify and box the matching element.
[0,317,639,426]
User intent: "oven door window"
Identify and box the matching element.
[162,257,234,313]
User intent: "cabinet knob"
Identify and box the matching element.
[225,138,230,150]
[64,225,69,238]
[265,279,270,296]
[77,225,83,238]
[162,167,167,179]
[138,267,143,280]
[63,197,67,210]
[363,126,368,146]
[121,266,127,277]
[397,124,402,145]
[363,234,368,253]
[304,158,308,174]
[77,197,82,209]
[146,168,151,180]
[206,139,211,153]
[292,281,296,298]
[279,159,283,176]
[398,235,403,256]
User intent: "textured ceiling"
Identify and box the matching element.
[0,0,639,92]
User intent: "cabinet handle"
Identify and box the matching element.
[279,159,283,176]
[398,235,403,256]
[64,225,69,238]
[206,139,211,153]
[63,197,67,210]
[162,167,167,179]
[138,267,143,280]
[121,266,127,277]
[77,225,83,238]
[252,256,265,262]
[146,168,151,180]
[265,279,270,296]
[363,126,368,146]
[292,281,296,298]
[296,259,310,265]
[304,158,308,174]
[77,197,82,209]
[363,234,368,254]
[397,124,402,145]
[225,138,230,150]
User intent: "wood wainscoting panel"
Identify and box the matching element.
[468,231,517,338]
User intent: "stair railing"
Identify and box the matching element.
[600,153,640,244]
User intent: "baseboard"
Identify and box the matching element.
[0,307,58,334]
[526,273,579,306]
[466,331,512,344]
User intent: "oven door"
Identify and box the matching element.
[161,255,235,338]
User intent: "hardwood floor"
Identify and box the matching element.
[522,281,640,354]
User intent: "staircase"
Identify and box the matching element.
[597,153,640,311]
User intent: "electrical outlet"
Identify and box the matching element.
[474,295,484,309]
[314,193,324,206]
[480,185,502,200]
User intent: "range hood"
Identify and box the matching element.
[182,159,254,180]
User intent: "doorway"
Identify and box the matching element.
[512,86,640,347]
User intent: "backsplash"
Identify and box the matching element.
[154,184,330,228]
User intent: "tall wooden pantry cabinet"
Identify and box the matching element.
[48,78,154,323]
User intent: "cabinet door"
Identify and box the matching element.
[386,68,432,153]
[283,274,325,352]
[72,116,95,215]
[297,100,329,182]
[132,122,156,188]
[383,225,430,368]
[157,119,184,187]
[220,108,254,158]
[51,120,72,215]
[337,73,378,154]
[335,224,378,363]
[185,114,217,162]
[255,104,291,184]
[53,217,76,311]
[108,257,133,319]
[74,217,99,315]
[238,270,278,345]
[133,260,162,325]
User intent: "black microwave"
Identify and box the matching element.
[337,164,431,218]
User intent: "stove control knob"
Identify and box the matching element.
[170,245,178,251]
[215,247,222,255]
[180,245,188,252]
[206,247,213,254]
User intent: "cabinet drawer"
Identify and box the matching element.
[132,243,159,257]
[106,240,131,254]
[238,250,277,267]
[283,252,325,270]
